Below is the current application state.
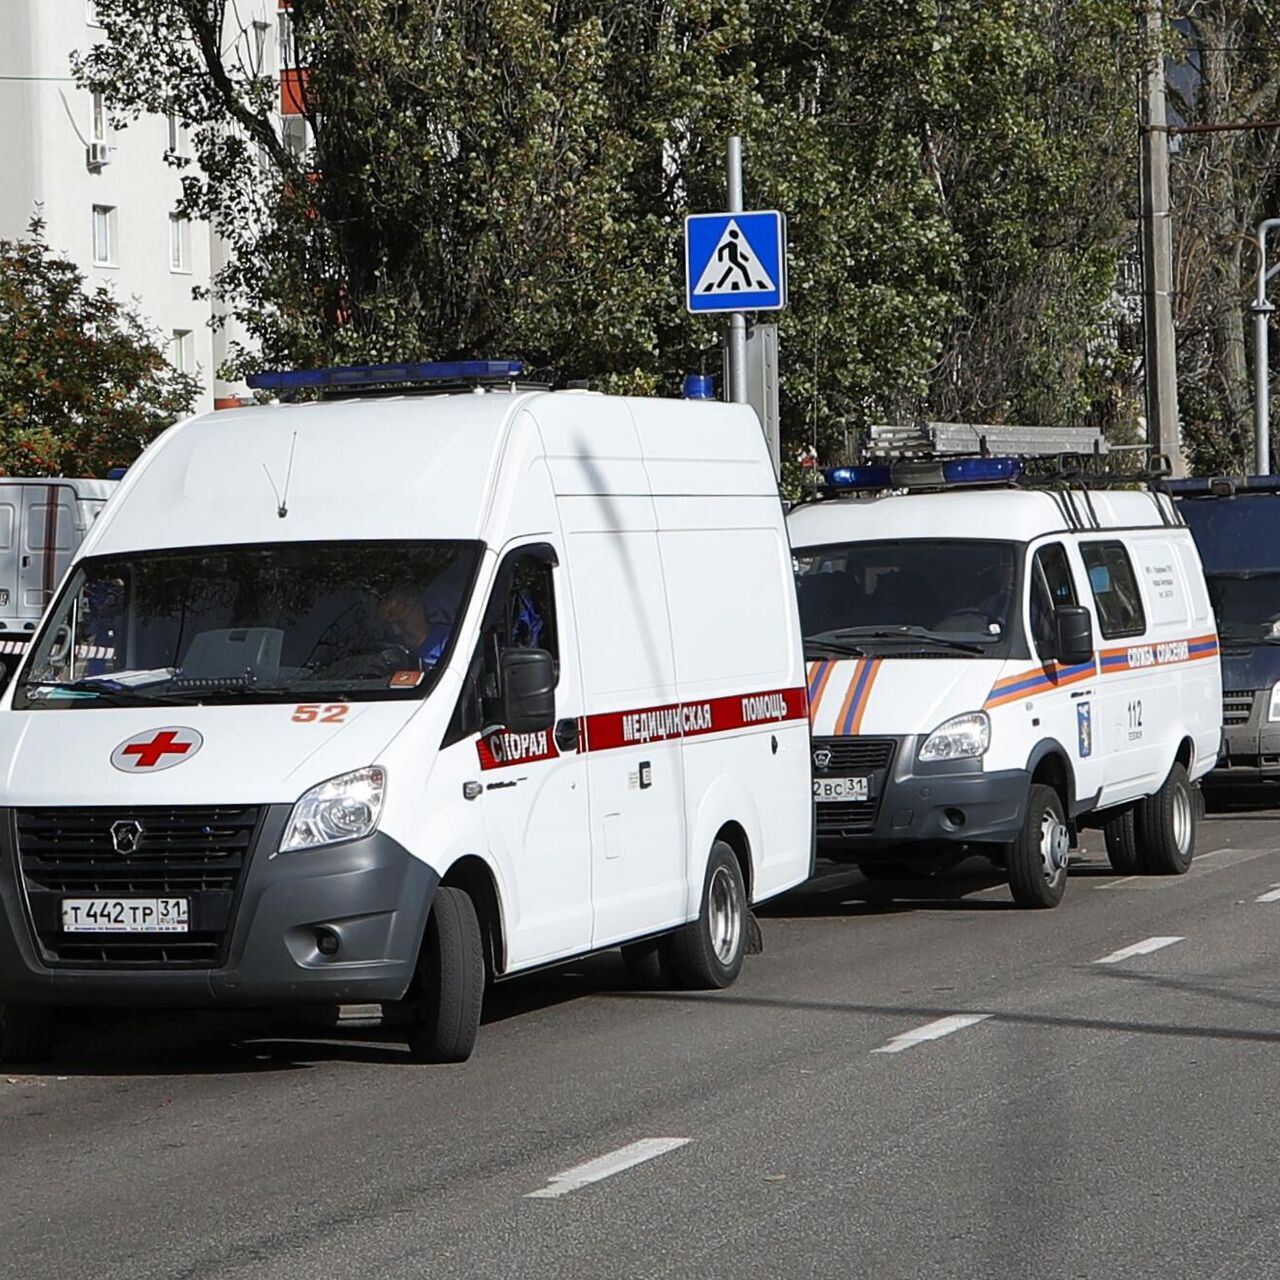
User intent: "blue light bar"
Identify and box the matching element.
[822,456,1023,492]
[245,360,524,391]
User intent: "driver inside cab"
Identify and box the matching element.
[378,585,453,669]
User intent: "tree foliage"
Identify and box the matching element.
[0,222,199,476]
[78,0,1144,468]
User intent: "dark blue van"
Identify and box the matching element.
[1171,477,1280,788]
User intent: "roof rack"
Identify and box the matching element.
[1167,475,1280,497]
[245,360,540,400]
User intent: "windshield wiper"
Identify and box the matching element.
[803,632,868,658]
[829,626,987,656]
[23,679,170,706]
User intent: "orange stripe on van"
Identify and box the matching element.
[832,660,864,734]
[849,658,882,733]
[808,660,838,722]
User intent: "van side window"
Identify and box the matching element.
[447,545,559,741]
[1081,541,1145,639]
[1029,543,1077,659]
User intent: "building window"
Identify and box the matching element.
[166,113,189,158]
[276,11,295,69]
[90,92,107,144]
[252,19,269,73]
[169,214,191,272]
[281,115,308,159]
[171,330,194,374]
[91,205,117,266]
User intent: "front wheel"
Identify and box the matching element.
[402,886,485,1063]
[1007,784,1069,909]
[1137,762,1196,875]
[670,841,748,989]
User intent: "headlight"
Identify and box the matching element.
[919,712,990,762]
[280,766,386,853]
[1269,684,1280,722]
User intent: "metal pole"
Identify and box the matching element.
[1252,219,1280,475]
[1138,0,1183,475]
[726,136,748,405]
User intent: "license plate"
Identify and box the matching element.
[812,776,869,802]
[61,898,189,933]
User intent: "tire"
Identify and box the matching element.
[669,841,748,990]
[1103,805,1144,874]
[621,937,674,989]
[1136,761,1196,875]
[403,886,484,1063]
[1007,784,1070,909]
[0,1005,54,1064]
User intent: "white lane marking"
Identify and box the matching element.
[1094,935,1184,965]
[871,1013,992,1055]
[525,1137,690,1200]
[1094,875,1141,892]
[1255,887,1280,903]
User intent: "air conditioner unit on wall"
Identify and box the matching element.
[86,141,111,169]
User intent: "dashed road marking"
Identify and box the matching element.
[525,1138,690,1200]
[1255,886,1280,903]
[1094,936,1184,965]
[871,1013,992,1055]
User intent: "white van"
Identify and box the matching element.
[0,478,117,673]
[788,461,1221,908]
[0,362,812,1063]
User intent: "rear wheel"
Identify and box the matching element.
[0,1005,54,1064]
[402,886,484,1063]
[1103,805,1144,874]
[1007,785,1069,909]
[670,841,748,990]
[1137,762,1196,875]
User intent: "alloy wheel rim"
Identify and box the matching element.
[1172,784,1192,855]
[707,865,742,966]
[1039,810,1070,884]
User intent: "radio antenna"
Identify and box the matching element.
[262,432,298,519]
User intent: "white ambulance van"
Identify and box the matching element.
[788,458,1221,908]
[0,361,812,1063]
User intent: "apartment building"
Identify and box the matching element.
[0,0,288,413]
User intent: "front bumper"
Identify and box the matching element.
[813,734,1029,857]
[0,804,437,1008]
[1210,691,1280,783]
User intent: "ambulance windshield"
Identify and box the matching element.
[13,540,482,709]
[795,539,1017,655]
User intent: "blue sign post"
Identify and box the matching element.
[684,210,787,314]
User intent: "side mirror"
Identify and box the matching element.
[501,648,555,733]
[1054,606,1094,667]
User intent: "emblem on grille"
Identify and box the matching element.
[110,820,144,855]
[110,727,203,772]
[813,748,832,769]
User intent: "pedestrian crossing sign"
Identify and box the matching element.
[684,210,787,314]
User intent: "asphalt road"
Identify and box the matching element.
[5,795,1280,1279]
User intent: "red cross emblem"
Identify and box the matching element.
[111,727,204,773]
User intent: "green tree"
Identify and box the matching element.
[77,0,1142,470]
[0,221,199,476]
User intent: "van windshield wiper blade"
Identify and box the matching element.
[24,679,168,705]
[830,626,987,656]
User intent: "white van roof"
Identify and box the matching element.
[82,391,774,557]
[788,486,1178,548]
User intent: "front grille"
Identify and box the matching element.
[16,805,261,968]
[1223,691,1254,726]
[812,736,896,836]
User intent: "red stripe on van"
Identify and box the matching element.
[475,685,808,769]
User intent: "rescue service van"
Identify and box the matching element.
[788,458,1221,908]
[0,361,812,1063]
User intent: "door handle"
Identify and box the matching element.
[554,718,580,752]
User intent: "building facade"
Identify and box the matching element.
[0,0,286,413]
